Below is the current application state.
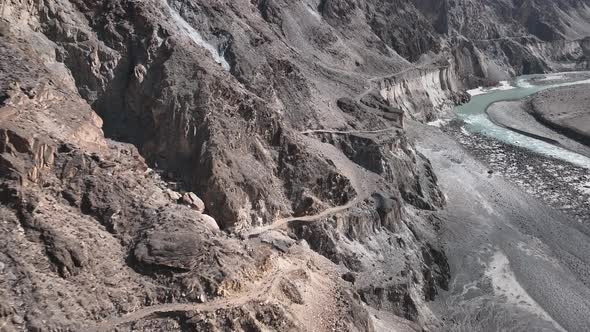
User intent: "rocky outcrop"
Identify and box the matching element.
[0,29,377,331]
[378,65,468,121]
[180,192,205,212]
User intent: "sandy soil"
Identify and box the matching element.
[527,84,590,146]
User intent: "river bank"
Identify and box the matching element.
[409,72,590,331]
[453,72,590,168]
[443,119,590,224]
[408,119,590,332]
[527,84,590,146]
[457,73,590,222]
[486,100,590,158]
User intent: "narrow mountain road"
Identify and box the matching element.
[245,133,376,238]
[247,64,442,237]
[89,263,298,331]
[89,62,432,330]
[300,127,397,135]
[472,36,528,42]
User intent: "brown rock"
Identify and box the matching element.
[166,189,181,201]
[181,192,205,212]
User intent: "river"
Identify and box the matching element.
[454,73,590,168]
[411,71,590,332]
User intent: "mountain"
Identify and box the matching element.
[0,0,588,330]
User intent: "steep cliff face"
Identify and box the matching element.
[0,0,452,330]
[305,0,590,126]
[319,0,590,86]
[378,64,468,121]
[443,0,590,41]
[439,0,590,82]
[465,37,589,80]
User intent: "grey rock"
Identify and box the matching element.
[166,189,181,201]
[200,214,219,231]
[134,64,147,84]
[341,272,356,284]
[12,314,24,324]
[182,192,205,212]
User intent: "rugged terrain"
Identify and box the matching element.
[1,0,589,331]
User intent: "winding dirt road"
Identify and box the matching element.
[88,63,438,331]
[246,65,445,236]
[89,263,298,331]
[300,128,397,135]
[245,132,376,237]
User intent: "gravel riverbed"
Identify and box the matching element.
[444,119,590,224]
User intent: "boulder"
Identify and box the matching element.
[44,232,88,278]
[133,64,147,83]
[181,192,205,212]
[133,230,201,270]
[200,214,219,231]
[341,272,356,284]
[166,189,181,201]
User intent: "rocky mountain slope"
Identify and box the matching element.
[0,0,588,331]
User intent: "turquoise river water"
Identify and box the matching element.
[454,73,590,169]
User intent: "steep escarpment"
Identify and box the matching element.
[310,0,590,121]
[319,0,590,86]
[0,0,453,330]
[377,64,468,121]
[443,0,590,81]
[465,37,589,79]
